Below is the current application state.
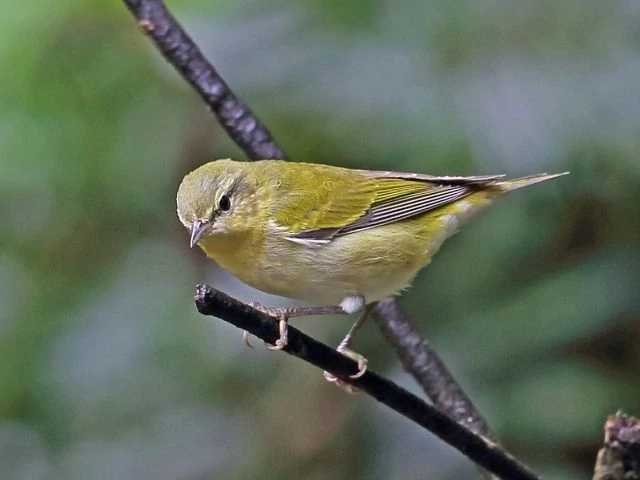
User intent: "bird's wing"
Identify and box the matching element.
[334,183,472,237]
[288,175,482,242]
[272,166,379,237]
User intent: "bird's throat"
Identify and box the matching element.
[197,231,262,281]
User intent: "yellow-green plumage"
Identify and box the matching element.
[176,159,566,308]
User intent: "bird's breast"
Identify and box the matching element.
[199,221,433,305]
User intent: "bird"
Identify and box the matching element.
[177,158,567,380]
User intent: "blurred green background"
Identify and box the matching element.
[2,0,639,478]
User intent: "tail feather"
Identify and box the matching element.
[496,171,569,192]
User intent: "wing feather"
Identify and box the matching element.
[275,162,503,243]
[333,185,471,236]
[289,178,476,241]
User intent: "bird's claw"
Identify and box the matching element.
[266,337,287,350]
[266,317,289,350]
[339,347,368,379]
[323,371,362,395]
[247,303,290,350]
[242,330,254,348]
[323,347,368,393]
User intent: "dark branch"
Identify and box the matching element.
[122,0,288,160]
[374,299,498,441]
[194,285,539,480]
[373,300,499,480]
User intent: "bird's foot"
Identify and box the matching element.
[323,345,369,384]
[247,301,290,350]
[323,302,375,393]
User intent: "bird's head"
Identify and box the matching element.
[176,159,261,248]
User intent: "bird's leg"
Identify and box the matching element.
[266,310,289,351]
[324,302,376,389]
[246,302,352,350]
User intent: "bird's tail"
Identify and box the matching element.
[496,171,569,192]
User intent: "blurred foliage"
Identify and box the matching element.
[1,0,639,479]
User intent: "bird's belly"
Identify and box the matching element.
[253,247,421,305]
[239,221,447,305]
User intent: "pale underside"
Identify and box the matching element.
[200,193,491,306]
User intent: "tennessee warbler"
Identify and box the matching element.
[177,159,567,378]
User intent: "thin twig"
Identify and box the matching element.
[194,285,539,480]
[122,0,287,160]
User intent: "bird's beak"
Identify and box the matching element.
[190,219,209,248]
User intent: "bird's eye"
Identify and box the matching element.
[219,194,231,212]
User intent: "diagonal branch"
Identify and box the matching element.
[122,0,287,160]
[373,300,499,479]
[374,299,497,441]
[195,285,539,480]
[121,0,499,468]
